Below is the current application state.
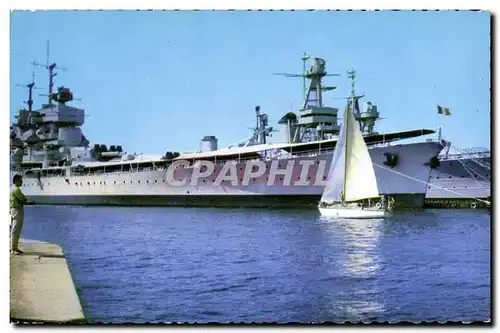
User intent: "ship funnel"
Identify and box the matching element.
[200,136,218,152]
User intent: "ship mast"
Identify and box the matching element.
[15,71,41,112]
[32,40,67,106]
[302,52,310,100]
[274,54,342,143]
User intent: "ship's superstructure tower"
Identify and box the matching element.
[250,105,274,145]
[230,106,275,148]
[275,55,340,143]
[348,69,381,135]
[276,55,382,143]
[10,50,90,170]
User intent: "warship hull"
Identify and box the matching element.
[425,154,490,201]
[20,141,443,209]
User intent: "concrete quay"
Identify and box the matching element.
[10,239,85,323]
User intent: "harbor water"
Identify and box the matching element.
[21,205,490,323]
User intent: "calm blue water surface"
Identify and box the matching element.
[21,206,490,323]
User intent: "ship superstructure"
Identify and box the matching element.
[10,62,90,170]
[11,51,447,209]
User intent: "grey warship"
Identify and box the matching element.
[10,52,446,209]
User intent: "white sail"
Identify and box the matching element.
[320,118,346,203]
[343,103,380,202]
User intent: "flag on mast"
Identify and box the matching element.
[437,105,451,115]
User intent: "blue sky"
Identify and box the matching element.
[10,10,490,154]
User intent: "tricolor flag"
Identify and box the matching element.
[437,105,451,115]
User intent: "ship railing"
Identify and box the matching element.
[440,151,490,161]
[22,137,440,178]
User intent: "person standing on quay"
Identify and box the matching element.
[10,174,27,255]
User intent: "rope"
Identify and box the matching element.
[372,162,491,205]
[448,144,490,170]
[456,158,490,183]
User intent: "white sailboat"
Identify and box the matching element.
[318,92,394,219]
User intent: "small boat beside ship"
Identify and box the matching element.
[318,83,392,219]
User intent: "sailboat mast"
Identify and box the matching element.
[342,102,351,203]
[343,68,356,203]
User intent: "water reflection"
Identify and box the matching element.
[318,216,386,321]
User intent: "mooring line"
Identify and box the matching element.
[372,162,491,205]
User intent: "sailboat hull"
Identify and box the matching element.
[318,206,392,219]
